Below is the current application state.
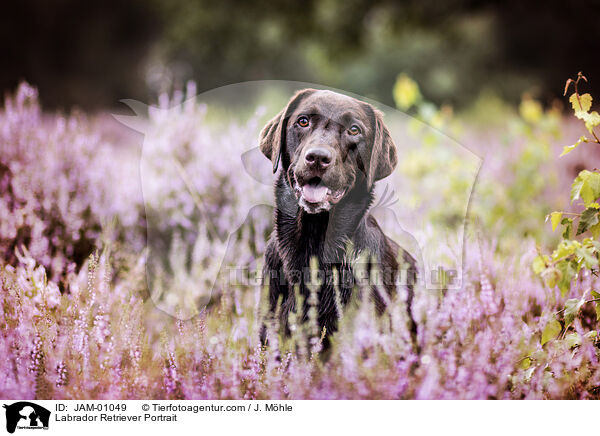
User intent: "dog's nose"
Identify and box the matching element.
[304,147,332,169]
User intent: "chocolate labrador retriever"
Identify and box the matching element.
[260,89,418,350]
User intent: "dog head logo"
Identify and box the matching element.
[114,81,480,319]
[3,402,50,433]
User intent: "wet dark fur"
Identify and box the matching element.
[260,89,418,350]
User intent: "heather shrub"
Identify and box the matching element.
[136,85,273,241]
[0,83,142,280]
[2,238,600,399]
[117,84,274,317]
[1,78,600,400]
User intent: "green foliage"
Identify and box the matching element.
[559,135,587,157]
[393,74,422,110]
[563,297,585,327]
[568,89,600,134]
[535,72,600,351]
[577,207,600,236]
[393,74,562,252]
[541,318,561,346]
[571,170,600,207]
[549,212,562,231]
[519,95,544,123]
[569,92,592,114]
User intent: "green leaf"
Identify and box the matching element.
[571,176,584,203]
[583,111,600,134]
[590,222,600,240]
[565,332,582,348]
[556,260,577,296]
[552,240,579,261]
[564,297,585,327]
[541,267,561,288]
[582,185,597,206]
[549,212,563,231]
[576,207,600,235]
[584,171,600,206]
[570,92,593,114]
[575,246,599,269]
[571,170,600,206]
[541,318,561,345]
[519,97,543,123]
[590,240,600,251]
[393,74,421,110]
[532,254,549,274]
[561,217,573,239]
[559,136,588,157]
[519,357,531,370]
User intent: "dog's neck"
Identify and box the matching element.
[274,172,374,264]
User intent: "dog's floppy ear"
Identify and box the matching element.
[259,89,315,173]
[366,106,398,188]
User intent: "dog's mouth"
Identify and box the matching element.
[294,176,346,212]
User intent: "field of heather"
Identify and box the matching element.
[1,79,600,400]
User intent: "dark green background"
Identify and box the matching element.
[2,0,598,109]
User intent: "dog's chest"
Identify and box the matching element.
[275,209,356,285]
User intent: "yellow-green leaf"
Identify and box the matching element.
[564,297,585,326]
[519,357,531,370]
[587,111,600,130]
[565,332,582,348]
[571,175,584,203]
[532,254,549,274]
[559,136,587,157]
[541,266,561,288]
[550,212,563,231]
[561,217,573,239]
[393,74,421,111]
[552,240,579,261]
[570,92,592,114]
[591,222,600,240]
[541,318,561,345]
[556,260,576,296]
[519,96,543,123]
[572,170,600,206]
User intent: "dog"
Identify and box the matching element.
[259,89,418,350]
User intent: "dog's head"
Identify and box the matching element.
[259,89,397,213]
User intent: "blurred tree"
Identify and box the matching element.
[0,0,160,109]
[107,0,600,108]
[151,0,502,106]
[2,0,600,109]
[495,0,600,103]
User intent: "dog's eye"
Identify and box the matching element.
[348,125,361,136]
[297,116,309,128]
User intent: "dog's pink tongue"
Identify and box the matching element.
[302,183,328,203]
